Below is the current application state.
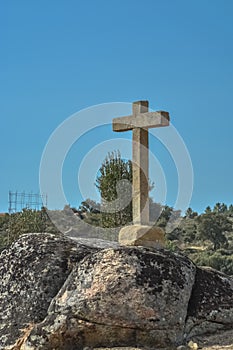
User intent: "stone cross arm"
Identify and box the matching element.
[112,110,170,132]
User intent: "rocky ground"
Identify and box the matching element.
[192,329,233,349]
[93,329,233,349]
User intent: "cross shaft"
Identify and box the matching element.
[112,100,169,225]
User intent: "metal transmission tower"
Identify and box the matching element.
[8,191,47,213]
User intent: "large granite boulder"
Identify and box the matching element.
[20,247,196,349]
[0,233,232,350]
[0,233,97,349]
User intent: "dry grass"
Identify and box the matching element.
[4,323,34,350]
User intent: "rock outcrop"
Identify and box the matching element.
[185,266,233,338]
[0,233,232,350]
[20,247,196,349]
[0,233,97,349]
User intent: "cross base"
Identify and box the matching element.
[118,225,165,248]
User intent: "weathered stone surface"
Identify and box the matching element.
[21,247,196,349]
[185,266,233,339]
[118,225,165,248]
[112,101,170,227]
[0,233,97,349]
[191,328,233,349]
[112,111,170,131]
[67,235,120,249]
[1,232,233,350]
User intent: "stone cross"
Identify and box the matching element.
[112,100,170,225]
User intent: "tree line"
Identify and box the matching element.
[0,151,232,275]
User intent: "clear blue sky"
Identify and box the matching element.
[1,0,233,214]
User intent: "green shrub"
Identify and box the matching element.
[190,250,233,276]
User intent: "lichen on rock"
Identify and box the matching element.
[0,233,97,349]
[20,246,196,349]
[185,266,233,339]
[0,232,232,350]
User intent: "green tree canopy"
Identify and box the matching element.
[205,206,212,214]
[95,150,133,227]
[79,199,100,214]
[197,213,232,250]
[96,150,132,202]
[213,202,228,213]
[185,207,198,219]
